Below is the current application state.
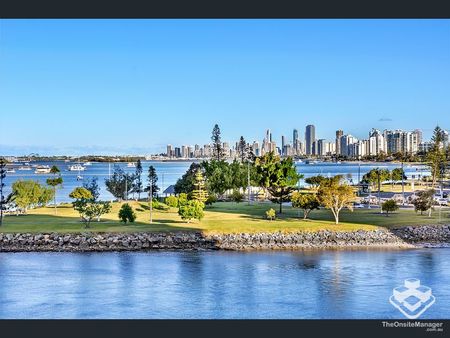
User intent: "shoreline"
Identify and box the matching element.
[0,225,449,252]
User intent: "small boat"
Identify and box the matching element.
[35,165,51,174]
[296,159,303,163]
[68,164,86,172]
[18,166,32,171]
[84,162,92,166]
[6,168,16,173]
[127,162,136,168]
[336,161,342,164]
[76,175,83,181]
[64,159,71,163]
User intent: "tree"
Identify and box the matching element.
[105,165,133,201]
[46,165,63,215]
[91,201,112,222]
[255,152,302,213]
[238,136,249,162]
[69,187,93,200]
[83,177,100,201]
[391,168,407,181]
[381,199,399,216]
[265,208,276,221]
[12,180,54,213]
[291,192,320,219]
[362,168,390,189]
[178,200,205,223]
[202,160,233,198]
[0,158,6,226]
[145,165,159,198]
[427,126,447,191]
[231,189,244,203]
[191,169,208,203]
[118,203,136,223]
[211,124,225,160]
[178,193,188,206]
[317,177,355,224]
[412,189,435,216]
[304,175,326,190]
[174,162,202,194]
[132,159,144,200]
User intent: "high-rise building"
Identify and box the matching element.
[166,144,173,158]
[335,130,343,155]
[305,124,315,156]
[293,129,299,155]
[340,134,357,157]
[368,129,385,156]
[174,147,181,158]
[281,135,286,156]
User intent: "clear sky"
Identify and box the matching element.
[1,19,449,155]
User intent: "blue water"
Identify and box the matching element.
[0,249,448,319]
[2,161,430,203]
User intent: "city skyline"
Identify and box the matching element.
[1,19,450,155]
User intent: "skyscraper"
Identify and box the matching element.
[305,125,315,156]
[281,135,286,156]
[335,130,343,156]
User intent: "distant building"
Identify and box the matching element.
[305,124,315,156]
[166,144,173,158]
[335,130,343,156]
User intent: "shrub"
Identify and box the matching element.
[291,192,320,219]
[381,199,399,216]
[118,203,136,223]
[178,200,205,223]
[178,193,188,207]
[231,189,244,203]
[165,195,179,208]
[266,208,276,221]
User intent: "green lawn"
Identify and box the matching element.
[0,201,449,234]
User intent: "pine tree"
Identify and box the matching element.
[211,124,225,160]
[191,169,208,203]
[133,159,143,200]
[145,165,159,198]
[238,136,248,162]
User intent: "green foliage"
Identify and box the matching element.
[412,189,435,216]
[118,203,137,223]
[191,169,208,203]
[291,192,320,219]
[304,175,326,189]
[391,168,407,181]
[205,193,217,205]
[132,159,144,199]
[317,177,355,224]
[427,126,447,187]
[255,152,303,213]
[165,195,179,208]
[145,165,159,198]
[12,180,55,212]
[211,124,225,160]
[46,176,63,188]
[265,208,276,221]
[82,177,100,201]
[178,193,188,206]
[178,200,205,223]
[73,201,112,228]
[202,160,233,197]
[105,165,134,200]
[69,187,93,200]
[362,168,390,187]
[381,199,399,216]
[231,189,244,203]
[174,162,202,194]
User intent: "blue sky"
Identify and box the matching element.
[1,19,449,155]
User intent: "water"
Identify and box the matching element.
[2,161,430,203]
[0,249,449,319]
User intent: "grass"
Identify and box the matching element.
[1,201,449,234]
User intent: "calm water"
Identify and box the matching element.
[3,161,430,203]
[0,249,449,319]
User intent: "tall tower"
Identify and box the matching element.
[305,125,315,156]
[335,130,343,156]
[281,135,286,156]
[293,129,299,154]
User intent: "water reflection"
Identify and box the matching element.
[0,249,448,319]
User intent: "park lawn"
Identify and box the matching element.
[0,201,448,234]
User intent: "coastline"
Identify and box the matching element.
[0,225,449,252]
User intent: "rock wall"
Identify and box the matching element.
[0,225,449,252]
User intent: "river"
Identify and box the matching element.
[0,249,448,319]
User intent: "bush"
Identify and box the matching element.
[118,203,136,223]
[178,200,205,223]
[381,199,399,216]
[266,208,276,221]
[165,195,179,208]
[231,189,244,203]
[178,193,188,207]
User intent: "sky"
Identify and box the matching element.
[0,19,449,156]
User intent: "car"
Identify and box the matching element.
[435,198,448,206]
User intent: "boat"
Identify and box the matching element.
[68,164,86,172]
[84,162,92,166]
[35,165,51,174]
[296,159,303,163]
[127,162,136,168]
[6,168,16,173]
[18,166,32,171]
[336,161,342,164]
[76,175,83,181]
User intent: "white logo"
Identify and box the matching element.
[389,278,435,319]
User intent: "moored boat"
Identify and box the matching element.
[68,164,86,172]
[35,165,51,174]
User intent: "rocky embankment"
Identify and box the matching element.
[0,225,449,252]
